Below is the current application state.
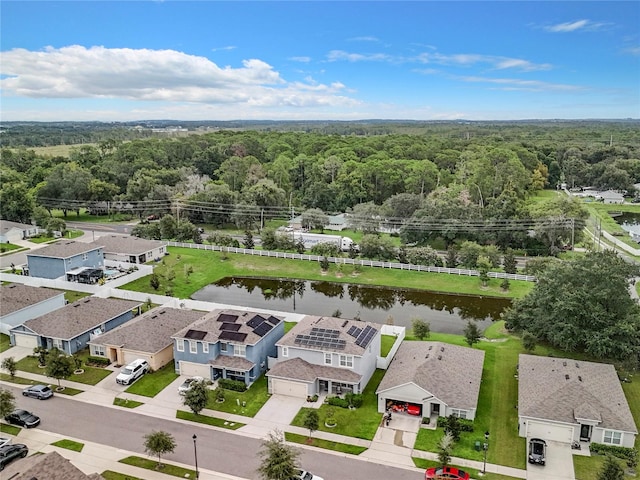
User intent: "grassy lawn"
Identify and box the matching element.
[120,246,533,300]
[50,208,135,223]
[15,355,113,385]
[176,410,244,429]
[291,369,385,440]
[119,456,196,479]
[0,333,11,353]
[60,289,92,304]
[124,363,178,397]
[52,439,84,452]
[622,380,640,452]
[0,243,23,253]
[585,202,640,249]
[101,471,144,480]
[380,334,395,357]
[573,454,637,480]
[113,398,143,408]
[0,424,21,435]
[204,374,270,417]
[56,386,83,396]
[413,457,523,480]
[284,432,367,455]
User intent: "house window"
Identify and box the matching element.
[52,338,63,350]
[324,353,332,365]
[91,345,106,357]
[177,339,184,352]
[282,346,288,357]
[603,430,622,445]
[83,253,88,260]
[221,342,228,352]
[189,341,197,354]
[202,342,209,353]
[234,344,246,357]
[339,355,353,368]
[450,409,467,419]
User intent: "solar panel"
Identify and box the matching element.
[253,322,273,337]
[294,334,346,350]
[266,315,281,325]
[246,315,266,328]
[219,331,247,342]
[355,326,376,348]
[220,322,241,332]
[347,326,362,338]
[184,329,207,340]
[217,313,238,323]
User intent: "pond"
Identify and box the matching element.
[191,277,512,334]
[614,211,640,240]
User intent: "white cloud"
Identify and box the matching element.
[211,45,236,52]
[458,75,583,92]
[289,56,312,63]
[326,50,394,62]
[0,45,357,109]
[348,36,380,42]
[543,19,610,33]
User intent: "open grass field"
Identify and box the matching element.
[11,143,97,157]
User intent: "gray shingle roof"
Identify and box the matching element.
[1,451,105,480]
[90,307,205,354]
[277,315,381,355]
[0,220,35,232]
[210,355,255,371]
[518,354,637,433]
[0,283,64,316]
[89,235,167,255]
[21,297,142,340]
[267,357,362,383]
[377,341,485,411]
[26,240,102,259]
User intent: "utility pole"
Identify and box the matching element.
[571,218,575,249]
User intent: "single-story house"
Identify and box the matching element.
[376,341,485,420]
[89,234,167,264]
[267,316,381,398]
[10,297,143,354]
[173,309,285,386]
[1,450,105,480]
[26,241,104,280]
[518,354,637,447]
[596,190,625,204]
[325,213,348,231]
[89,306,205,370]
[0,283,66,335]
[0,220,40,244]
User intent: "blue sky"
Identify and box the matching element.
[1,1,639,121]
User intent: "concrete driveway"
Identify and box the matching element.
[526,440,575,480]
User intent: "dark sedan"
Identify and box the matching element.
[0,443,29,471]
[22,384,53,400]
[4,409,40,428]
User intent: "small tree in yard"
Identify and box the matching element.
[500,278,510,291]
[149,273,161,291]
[46,348,74,388]
[183,380,209,415]
[503,250,517,274]
[597,455,625,480]
[320,256,330,272]
[33,346,48,366]
[437,431,454,466]
[243,230,255,249]
[444,415,462,441]
[143,430,176,469]
[303,410,319,439]
[257,429,299,480]
[412,317,431,340]
[476,255,491,287]
[0,388,16,419]
[464,321,481,347]
[521,331,537,352]
[1,357,17,378]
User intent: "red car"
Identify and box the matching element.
[406,404,421,416]
[425,466,470,480]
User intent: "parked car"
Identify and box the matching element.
[22,384,53,400]
[178,376,204,395]
[4,410,40,428]
[406,404,421,416]
[116,359,149,385]
[0,443,28,471]
[291,469,324,480]
[425,466,470,480]
[528,438,547,465]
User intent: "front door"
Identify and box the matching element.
[431,403,440,415]
[580,424,592,441]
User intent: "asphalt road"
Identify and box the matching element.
[6,385,420,480]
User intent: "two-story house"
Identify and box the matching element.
[267,315,381,398]
[172,309,284,386]
[0,283,66,335]
[26,240,104,280]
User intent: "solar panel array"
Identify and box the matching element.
[266,315,280,325]
[219,331,247,342]
[294,327,346,350]
[347,325,362,338]
[184,329,207,340]
[355,325,376,348]
[253,321,274,337]
[217,313,238,323]
[219,322,241,332]
[246,315,266,328]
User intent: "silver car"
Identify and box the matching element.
[22,385,53,400]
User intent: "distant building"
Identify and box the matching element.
[0,284,66,335]
[0,220,41,243]
[596,190,624,204]
[89,234,167,264]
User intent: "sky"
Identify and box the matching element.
[1,1,639,122]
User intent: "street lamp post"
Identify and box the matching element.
[482,431,490,474]
[192,434,199,479]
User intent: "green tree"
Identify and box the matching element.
[412,318,431,340]
[521,331,537,352]
[244,230,255,249]
[0,388,16,420]
[445,246,459,268]
[459,241,483,268]
[444,415,462,441]
[301,208,329,232]
[437,431,454,466]
[476,255,491,287]
[45,348,74,387]
[150,273,161,291]
[597,455,625,480]
[464,321,482,347]
[159,214,177,239]
[0,181,35,224]
[1,357,17,378]
[257,429,300,480]
[503,249,517,274]
[46,217,66,237]
[320,256,330,272]
[143,430,177,469]
[303,410,319,438]
[500,277,510,292]
[183,379,209,415]
[33,346,48,366]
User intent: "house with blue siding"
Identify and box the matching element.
[0,284,66,335]
[266,315,381,398]
[172,309,285,387]
[26,240,104,280]
[9,297,142,354]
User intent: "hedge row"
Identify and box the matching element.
[590,443,638,466]
[219,378,247,392]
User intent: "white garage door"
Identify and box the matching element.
[527,421,574,443]
[272,379,308,398]
[123,352,151,368]
[179,361,211,378]
[13,333,38,349]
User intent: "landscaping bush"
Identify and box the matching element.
[86,356,111,367]
[344,392,363,408]
[218,378,247,392]
[327,396,350,408]
[436,416,474,432]
[590,443,638,466]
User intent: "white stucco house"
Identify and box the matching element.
[0,220,41,244]
[518,354,637,447]
[90,234,167,264]
[0,283,67,335]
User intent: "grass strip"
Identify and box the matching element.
[113,398,143,408]
[0,424,21,435]
[56,386,83,396]
[119,455,196,479]
[101,471,145,480]
[52,439,84,452]
[176,410,244,430]
[284,432,367,455]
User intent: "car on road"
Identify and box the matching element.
[22,384,54,400]
[178,376,204,395]
[528,438,547,465]
[4,410,40,428]
[425,465,470,479]
[0,443,29,471]
[116,359,149,385]
[292,469,324,480]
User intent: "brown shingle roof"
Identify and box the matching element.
[89,234,167,255]
[21,297,142,340]
[90,307,206,354]
[518,354,637,433]
[0,283,64,316]
[267,357,362,383]
[277,315,381,355]
[377,341,485,411]
[1,450,105,479]
[27,240,102,259]
[210,355,255,371]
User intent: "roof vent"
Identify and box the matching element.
[565,374,570,380]
[425,354,430,359]
[438,355,442,360]
[563,361,567,366]
[429,345,433,350]
[9,285,16,289]
[160,311,166,315]
[575,363,579,368]
[578,376,582,382]
[440,347,444,352]
[84,298,91,303]
[341,320,348,327]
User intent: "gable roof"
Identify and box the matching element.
[90,307,205,354]
[26,240,102,259]
[89,234,167,255]
[377,341,485,411]
[1,450,104,480]
[267,357,362,383]
[172,308,284,346]
[0,283,64,316]
[19,297,142,340]
[277,315,381,356]
[518,354,637,433]
[0,220,35,232]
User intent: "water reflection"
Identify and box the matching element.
[191,277,512,334]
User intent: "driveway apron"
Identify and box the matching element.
[526,440,575,480]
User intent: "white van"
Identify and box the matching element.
[116,359,149,385]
